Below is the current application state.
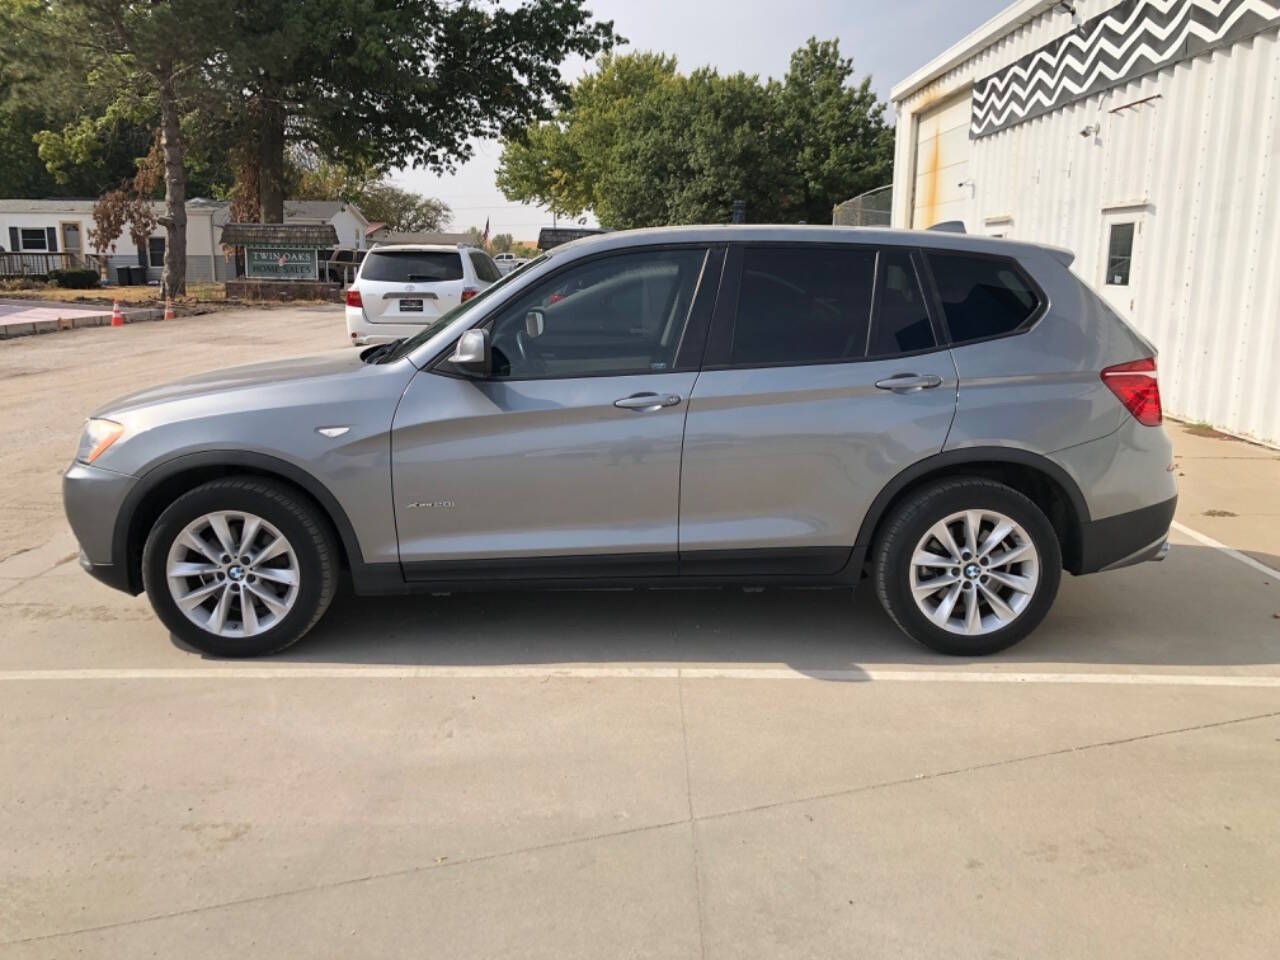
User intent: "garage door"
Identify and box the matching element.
[910,93,973,230]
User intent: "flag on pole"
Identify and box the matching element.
[482,218,490,245]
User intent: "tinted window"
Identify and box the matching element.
[868,251,935,357]
[1106,223,1134,286]
[361,250,463,282]
[927,253,1040,344]
[486,248,707,379]
[731,248,875,365]
[469,252,502,283]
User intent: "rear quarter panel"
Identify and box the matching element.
[945,248,1146,456]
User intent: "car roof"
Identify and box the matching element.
[547,225,1074,266]
[367,244,468,254]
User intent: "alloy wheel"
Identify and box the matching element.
[908,509,1040,636]
[165,510,300,638]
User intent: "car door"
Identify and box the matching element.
[391,245,722,580]
[678,244,958,575]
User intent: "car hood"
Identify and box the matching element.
[95,350,371,418]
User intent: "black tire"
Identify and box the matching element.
[141,477,338,657]
[873,477,1062,656]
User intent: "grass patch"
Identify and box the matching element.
[0,281,228,304]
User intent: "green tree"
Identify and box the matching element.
[490,233,514,254]
[358,185,451,234]
[291,158,452,233]
[215,0,619,222]
[497,39,893,228]
[774,39,895,224]
[1,0,226,294]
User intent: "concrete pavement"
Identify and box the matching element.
[1,306,1277,958]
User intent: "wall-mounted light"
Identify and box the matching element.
[1055,2,1076,14]
[1079,123,1101,138]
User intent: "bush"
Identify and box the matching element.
[47,268,100,289]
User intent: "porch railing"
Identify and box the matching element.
[0,252,108,278]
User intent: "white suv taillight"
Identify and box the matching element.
[460,288,478,303]
[345,287,362,308]
[1101,357,1162,426]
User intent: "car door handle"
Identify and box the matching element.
[874,374,943,393]
[614,392,682,411]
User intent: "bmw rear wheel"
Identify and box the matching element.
[874,478,1061,656]
[142,477,338,657]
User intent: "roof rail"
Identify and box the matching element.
[927,221,967,234]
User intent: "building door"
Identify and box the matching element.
[1098,209,1147,321]
[910,91,973,229]
[59,222,81,263]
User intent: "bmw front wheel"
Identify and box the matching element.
[142,477,338,657]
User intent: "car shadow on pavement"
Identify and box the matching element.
[261,545,1280,673]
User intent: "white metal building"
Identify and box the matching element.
[890,0,1280,446]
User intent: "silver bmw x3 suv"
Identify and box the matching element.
[64,226,1176,658]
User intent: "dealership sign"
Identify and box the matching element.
[245,246,319,280]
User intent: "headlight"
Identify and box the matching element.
[76,418,124,464]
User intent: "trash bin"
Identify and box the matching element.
[116,266,133,286]
[128,265,147,285]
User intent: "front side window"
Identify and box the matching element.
[1106,223,1134,286]
[19,228,48,252]
[731,247,876,365]
[361,250,463,282]
[485,248,707,379]
[927,252,1040,344]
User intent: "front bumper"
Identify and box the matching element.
[1075,495,1177,574]
[63,461,138,594]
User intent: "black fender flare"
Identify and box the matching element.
[112,450,370,594]
[846,445,1091,574]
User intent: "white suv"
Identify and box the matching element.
[345,244,501,346]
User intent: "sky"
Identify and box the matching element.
[392,0,1011,242]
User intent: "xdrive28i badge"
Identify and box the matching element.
[407,500,455,509]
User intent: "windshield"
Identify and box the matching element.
[378,255,549,364]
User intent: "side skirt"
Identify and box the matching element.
[352,547,862,595]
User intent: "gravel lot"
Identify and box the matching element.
[2,306,1278,959]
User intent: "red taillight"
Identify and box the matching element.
[1102,356,1162,426]
[345,287,362,308]
[460,288,478,303]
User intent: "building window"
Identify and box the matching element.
[148,236,166,269]
[1106,222,1135,286]
[19,228,49,251]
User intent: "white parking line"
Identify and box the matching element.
[2,666,1280,686]
[1171,520,1280,580]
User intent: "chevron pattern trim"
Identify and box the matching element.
[971,0,1280,137]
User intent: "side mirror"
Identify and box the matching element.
[449,328,491,377]
[525,309,545,338]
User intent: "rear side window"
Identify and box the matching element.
[469,252,502,283]
[868,251,935,357]
[361,250,463,283]
[731,248,875,365]
[927,253,1040,344]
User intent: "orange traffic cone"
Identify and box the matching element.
[110,299,124,327]
[163,300,175,322]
